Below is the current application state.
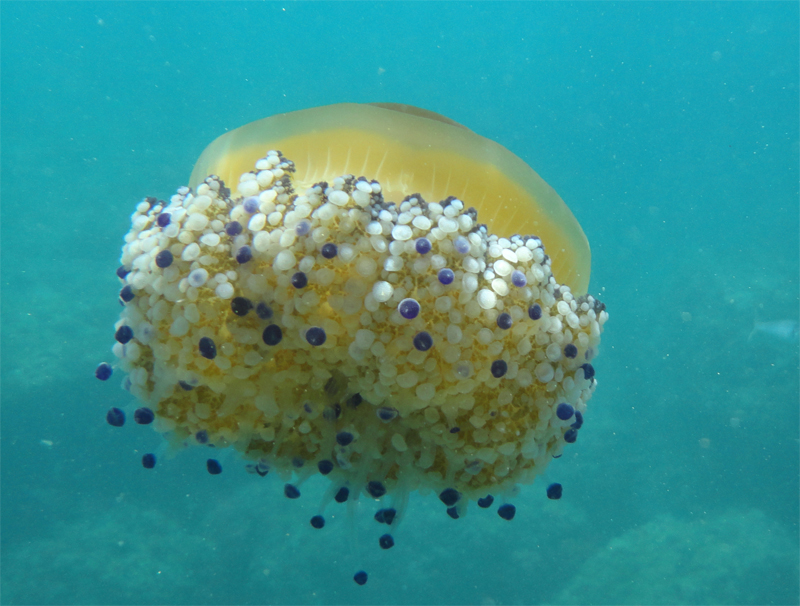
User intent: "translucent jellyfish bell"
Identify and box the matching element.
[190,103,591,293]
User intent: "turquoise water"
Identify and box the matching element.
[1,2,798,604]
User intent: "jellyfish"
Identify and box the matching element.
[101,103,608,582]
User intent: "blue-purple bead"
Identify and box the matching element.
[477,495,494,508]
[255,302,273,320]
[564,428,578,443]
[511,270,527,287]
[306,327,326,346]
[398,298,420,319]
[198,336,217,359]
[581,363,595,380]
[236,246,252,264]
[310,515,325,529]
[379,534,395,549]
[374,508,396,524]
[564,343,578,359]
[439,488,461,506]
[231,297,253,316]
[262,324,282,346]
[318,460,334,475]
[207,459,222,474]
[115,325,134,344]
[415,237,432,255]
[497,313,513,330]
[142,453,156,468]
[528,304,542,320]
[571,411,584,429]
[155,249,173,268]
[134,407,155,424]
[498,504,516,520]
[295,220,311,236]
[95,362,113,381]
[116,266,131,279]
[438,268,455,285]
[354,571,368,586]
[335,487,349,503]
[156,213,171,227]
[243,196,259,213]
[336,431,354,446]
[284,484,301,499]
[225,221,243,236]
[321,243,338,258]
[367,481,386,498]
[291,272,308,289]
[491,360,508,378]
[413,331,433,351]
[377,406,398,422]
[106,407,125,427]
[547,483,563,500]
[119,285,135,303]
[453,236,470,254]
[556,403,575,420]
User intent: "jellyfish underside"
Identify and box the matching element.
[114,103,606,519]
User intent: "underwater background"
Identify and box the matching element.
[1,2,798,605]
